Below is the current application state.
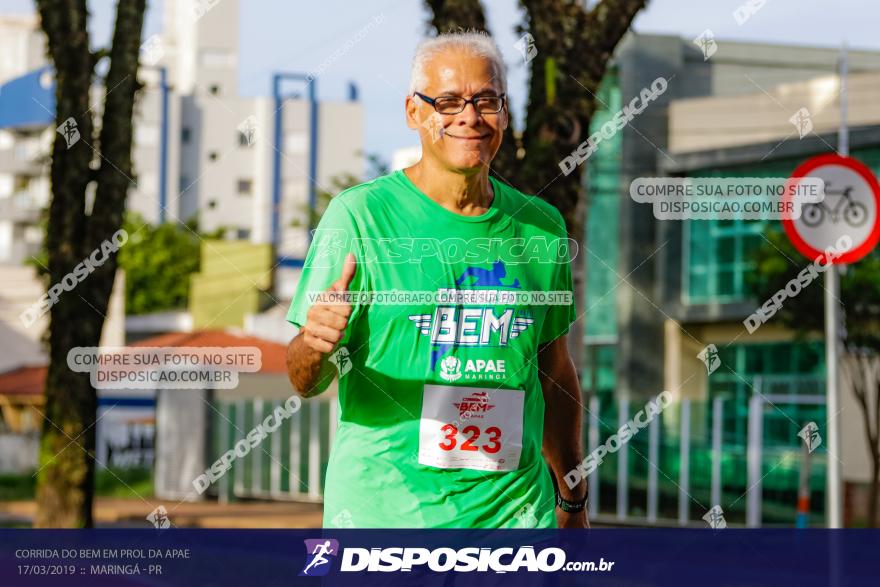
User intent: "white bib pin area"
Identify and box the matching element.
[418,384,524,472]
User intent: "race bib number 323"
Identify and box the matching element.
[418,384,524,472]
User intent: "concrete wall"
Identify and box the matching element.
[669,72,880,154]
[154,387,208,501]
[179,93,262,234]
[0,15,45,85]
[840,357,879,484]
[614,34,681,402]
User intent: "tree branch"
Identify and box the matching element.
[81,0,146,332]
[425,0,488,33]
[583,0,646,77]
[35,0,94,267]
[88,0,146,251]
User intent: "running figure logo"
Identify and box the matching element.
[789,107,814,139]
[300,538,339,577]
[697,344,721,375]
[56,117,81,149]
[455,260,521,288]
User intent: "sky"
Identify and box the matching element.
[2,0,878,167]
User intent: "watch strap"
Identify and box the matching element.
[556,493,588,513]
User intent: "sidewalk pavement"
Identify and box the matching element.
[0,498,324,528]
[1,499,620,528]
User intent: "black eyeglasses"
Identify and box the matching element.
[413,92,506,115]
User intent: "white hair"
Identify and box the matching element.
[409,31,507,95]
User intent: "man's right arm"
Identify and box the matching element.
[286,253,358,397]
[286,334,339,397]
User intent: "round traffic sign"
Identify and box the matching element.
[783,154,880,265]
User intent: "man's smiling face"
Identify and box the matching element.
[406,48,508,174]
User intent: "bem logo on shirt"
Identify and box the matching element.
[410,307,534,346]
[410,261,535,371]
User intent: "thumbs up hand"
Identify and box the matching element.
[302,253,358,354]
[330,252,357,293]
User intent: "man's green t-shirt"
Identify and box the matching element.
[286,170,576,529]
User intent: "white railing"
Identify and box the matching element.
[212,378,825,527]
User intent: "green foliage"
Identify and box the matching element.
[117,212,202,315]
[93,467,153,499]
[0,468,151,502]
[25,212,49,279]
[747,226,880,351]
[28,211,221,316]
[292,173,357,231]
[544,56,557,105]
[0,472,36,501]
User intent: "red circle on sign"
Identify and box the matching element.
[783,153,880,265]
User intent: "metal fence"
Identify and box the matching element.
[587,375,827,527]
[210,395,337,503]
[208,376,826,527]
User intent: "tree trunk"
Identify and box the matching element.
[870,455,880,527]
[34,0,146,528]
[869,362,880,528]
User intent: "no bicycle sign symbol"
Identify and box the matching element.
[783,153,880,265]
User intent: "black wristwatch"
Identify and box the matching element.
[556,493,588,513]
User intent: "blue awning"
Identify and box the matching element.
[0,66,55,130]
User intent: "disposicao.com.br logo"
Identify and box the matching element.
[299,539,614,574]
[300,539,339,577]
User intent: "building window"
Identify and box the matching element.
[236,228,251,240]
[708,341,825,445]
[702,341,825,524]
[685,218,765,304]
[584,344,616,396]
[208,151,219,162]
[180,176,190,192]
[182,127,191,143]
[237,179,252,195]
[209,84,220,96]
[208,199,217,209]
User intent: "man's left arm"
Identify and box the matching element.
[538,335,589,528]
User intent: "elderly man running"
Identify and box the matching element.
[286,31,587,529]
